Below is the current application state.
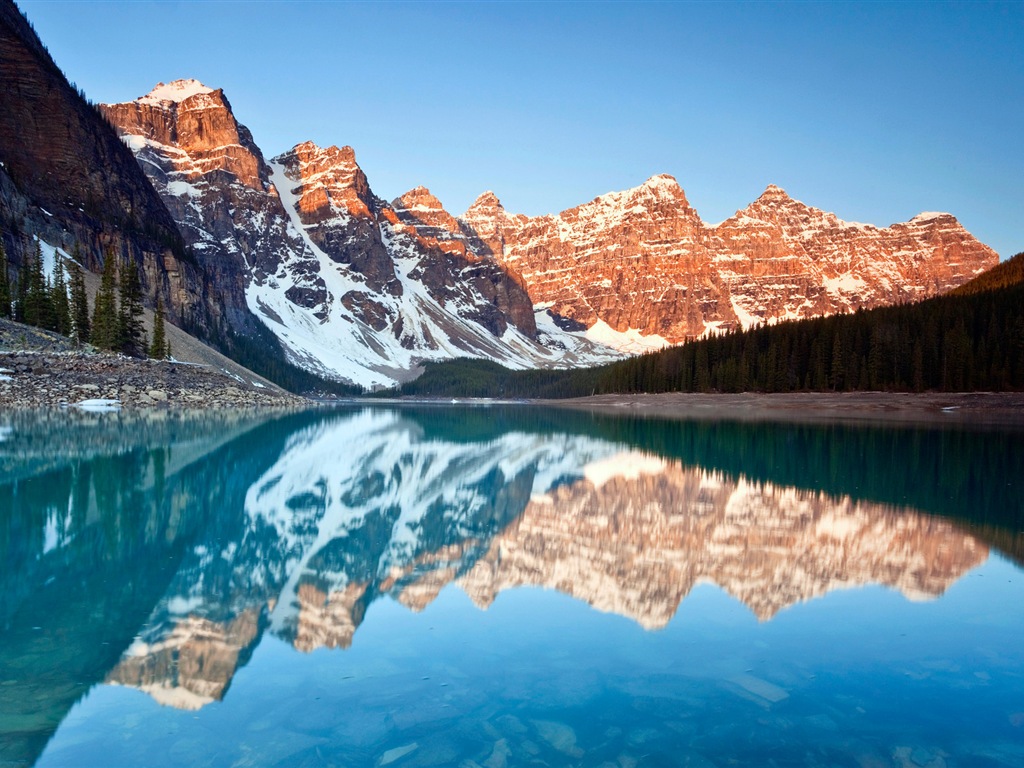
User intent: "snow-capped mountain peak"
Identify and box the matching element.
[139,79,215,105]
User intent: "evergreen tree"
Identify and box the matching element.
[118,257,147,357]
[67,255,90,344]
[91,250,120,351]
[51,257,72,336]
[149,294,169,360]
[24,241,57,330]
[14,246,29,322]
[829,333,844,391]
[0,239,11,319]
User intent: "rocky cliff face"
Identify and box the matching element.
[0,2,206,331]
[100,80,303,337]
[103,83,613,387]
[707,185,998,330]
[459,175,720,347]
[448,179,1000,351]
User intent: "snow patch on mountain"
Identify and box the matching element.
[585,319,672,353]
[140,79,214,105]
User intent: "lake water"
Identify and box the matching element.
[2,405,1023,768]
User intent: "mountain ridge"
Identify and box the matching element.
[3,60,999,390]
[101,83,624,387]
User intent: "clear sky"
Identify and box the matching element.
[18,0,1024,258]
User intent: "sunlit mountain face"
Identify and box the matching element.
[2,407,1022,767]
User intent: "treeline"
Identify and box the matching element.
[949,250,1024,296]
[401,251,1024,398]
[0,238,170,359]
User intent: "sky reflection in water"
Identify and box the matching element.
[1,406,1022,768]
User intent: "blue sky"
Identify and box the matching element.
[19,0,1023,258]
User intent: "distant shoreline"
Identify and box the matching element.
[539,391,1024,428]
[338,390,1024,428]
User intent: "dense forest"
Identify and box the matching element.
[0,238,169,359]
[400,251,1024,398]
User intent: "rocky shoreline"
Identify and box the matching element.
[0,350,309,410]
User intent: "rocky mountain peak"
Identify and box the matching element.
[138,79,215,105]
[102,81,262,189]
[289,140,359,169]
[761,183,789,197]
[751,184,798,208]
[585,173,691,211]
[909,211,954,225]
[391,186,465,246]
[638,173,686,199]
[466,190,504,214]
[393,185,445,213]
[724,183,819,231]
[275,141,375,221]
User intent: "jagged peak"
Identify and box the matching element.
[636,174,688,204]
[641,173,681,189]
[139,79,215,105]
[393,186,445,211]
[757,183,793,203]
[283,141,359,167]
[465,191,504,214]
[910,211,954,224]
[580,174,688,213]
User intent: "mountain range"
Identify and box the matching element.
[0,0,1001,389]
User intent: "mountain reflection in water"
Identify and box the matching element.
[1,406,1022,767]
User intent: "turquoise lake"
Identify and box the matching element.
[1,405,1023,767]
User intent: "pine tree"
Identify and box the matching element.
[118,257,147,357]
[91,250,120,351]
[67,256,90,344]
[0,239,11,319]
[24,241,57,330]
[51,257,72,336]
[829,333,844,391]
[14,246,29,322]
[149,294,169,359]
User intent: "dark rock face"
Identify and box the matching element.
[391,186,537,337]
[274,144,537,340]
[275,142,401,299]
[0,1,206,331]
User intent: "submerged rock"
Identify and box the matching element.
[531,719,583,757]
[379,742,418,766]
